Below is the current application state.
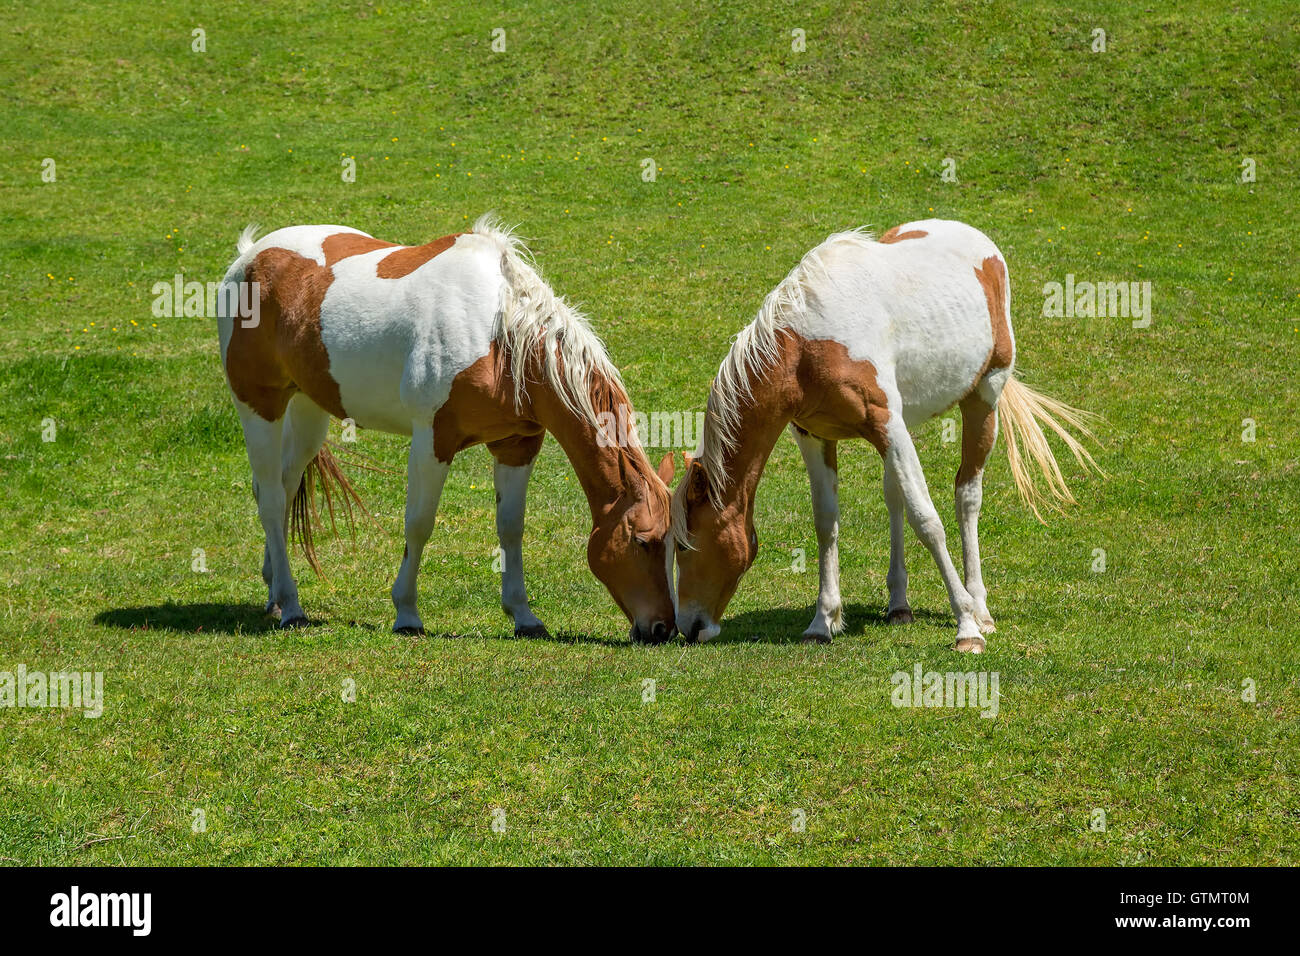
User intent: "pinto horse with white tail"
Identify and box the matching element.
[671,219,1100,651]
[217,216,677,642]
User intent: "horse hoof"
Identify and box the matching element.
[887,608,914,625]
[393,625,425,636]
[801,632,832,645]
[279,615,310,630]
[514,624,551,640]
[955,635,986,654]
[978,617,997,635]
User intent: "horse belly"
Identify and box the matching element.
[329,345,415,434]
[317,294,487,436]
[889,289,995,427]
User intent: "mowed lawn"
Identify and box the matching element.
[1,0,1296,864]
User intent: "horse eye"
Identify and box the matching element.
[635,535,651,550]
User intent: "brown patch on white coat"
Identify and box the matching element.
[957,255,1014,485]
[225,233,467,422]
[377,234,464,278]
[321,232,397,265]
[878,226,929,244]
[226,247,349,422]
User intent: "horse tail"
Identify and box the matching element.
[997,375,1103,522]
[217,225,263,357]
[290,445,370,575]
[236,224,260,257]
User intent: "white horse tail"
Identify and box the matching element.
[236,223,260,257]
[221,224,261,292]
[997,375,1103,522]
[217,224,263,350]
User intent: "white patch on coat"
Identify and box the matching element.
[320,235,501,433]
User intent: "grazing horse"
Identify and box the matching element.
[671,219,1099,651]
[217,215,677,642]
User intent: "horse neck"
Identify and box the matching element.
[528,378,646,522]
[712,343,804,515]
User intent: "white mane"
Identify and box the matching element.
[472,213,628,431]
[472,215,668,507]
[668,228,876,546]
[683,227,876,515]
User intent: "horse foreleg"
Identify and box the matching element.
[490,448,549,639]
[391,424,449,635]
[791,425,843,643]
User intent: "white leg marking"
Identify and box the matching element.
[493,459,548,637]
[791,426,843,642]
[882,419,983,649]
[237,405,306,625]
[391,425,450,634]
[265,396,330,613]
[882,464,913,623]
[956,473,994,634]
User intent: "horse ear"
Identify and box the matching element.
[685,460,709,504]
[656,451,675,485]
[683,452,695,469]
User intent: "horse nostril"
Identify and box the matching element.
[686,620,704,643]
[651,621,671,643]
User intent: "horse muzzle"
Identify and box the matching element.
[676,608,721,644]
[631,619,677,645]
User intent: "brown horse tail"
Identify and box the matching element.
[290,444,371,575]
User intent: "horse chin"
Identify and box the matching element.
[676,606,721,644]
[696,621,722,643]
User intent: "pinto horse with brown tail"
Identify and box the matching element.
[670,219,1100,651]
[217,215,676,642]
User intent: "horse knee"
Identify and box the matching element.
[909,511,946,548]
[813,508,839,540]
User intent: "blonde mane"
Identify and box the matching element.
[472,214,668,507]
[670,227,876,543]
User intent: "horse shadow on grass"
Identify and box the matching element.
[94,602,282,635]
[93,601,948,648]
[92,602,628,646]
[705,601,950,645]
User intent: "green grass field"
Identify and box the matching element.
[1,0,1296,864]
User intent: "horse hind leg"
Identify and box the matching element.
[391,423,450,634]
[236,398,309,628]
[278,396,332,604]
[882,465,913,625]
[957,389,1000,635]
[259,395,331,614]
